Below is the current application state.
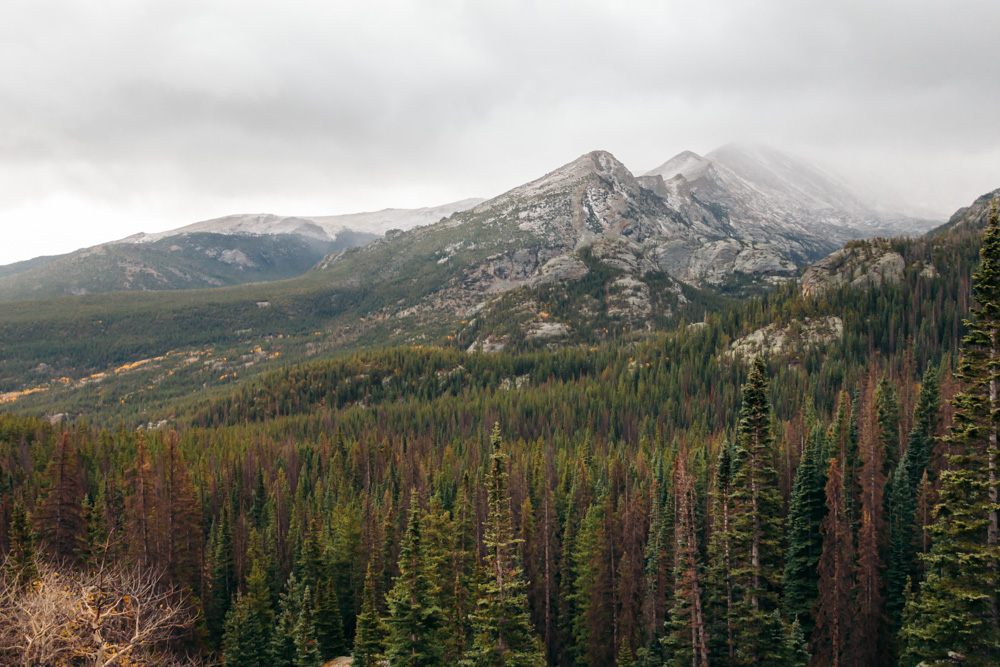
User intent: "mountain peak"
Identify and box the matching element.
[645,150,713,182]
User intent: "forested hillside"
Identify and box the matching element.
[0,200,997,665]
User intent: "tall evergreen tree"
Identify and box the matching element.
[315,574,347,659]
[662,458,709,667]
[885,367,943,642]
[34,431,85,562]
[705,441,736,665]
[222,591,270,667]
[782,421,827,639]
[729,356,785,665]
[6,500,37,587]
[463,424,545,667]
[875,376,901,478]
[354,562,386,667]
[904,367,942,492]
[901,200,1000,666]
[385,494,448,667]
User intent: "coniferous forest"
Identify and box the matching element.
[1,207,999,666]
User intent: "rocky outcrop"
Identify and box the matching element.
[800,243,905,297]
[527,254,589,286]
[650,238,798,286]
[729,316,843,358]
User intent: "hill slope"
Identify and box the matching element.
[0,199,482,301]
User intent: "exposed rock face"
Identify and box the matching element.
[527,254,590,286]
[642,143,935,260]
[729,316,843,358]
[800,243,905,297]
[650,238,798,286]
[588,237,659,275]
[926,187,1000,237]
[527,322,570,339]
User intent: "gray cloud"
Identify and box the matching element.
[1,0,999,263]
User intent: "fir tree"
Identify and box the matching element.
[705,441,736,665]
[662,458,709,667]
[875,376,901,478]
[385,494,448,667]
[222,591,270,667]
[315,572,347,659]
[884,461,913,636]
[463,424,545,667]
[885,369,942,640]
[782,421,827,639]
[353,562,386,667]
[271,574,305,667]
[34,431,85,562]
[293,586,323,667]
[210,503,237,644]
[6,500,37,587]
[729,356,785,665]
[900,199,1000,666]
[272,574,322,667]
[904,366,941,492]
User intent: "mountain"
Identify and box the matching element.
[926,187,1000,237]
[0,199,482,301]
[639,143,935,261]
[118,198,485,244]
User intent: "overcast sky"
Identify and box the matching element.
[2,0,999,265]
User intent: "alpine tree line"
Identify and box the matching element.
[0,206,997,664]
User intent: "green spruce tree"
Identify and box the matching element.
[462,424,546,667]
[385,494,447,667]
[6,500,37,588]
[729,356,786,665]
[353,562,386,667]
[901,200,1000,666]
[781,420,827,639]
[222,591,270,667]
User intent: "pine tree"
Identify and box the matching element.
[385,494,447,667]
[705,441,736,665]
[884,461,913,635]
[6,500,37,587]
[124,433,155,564]
[875,376,901,478]
[160,430,202,590]
[811,458,855,667]
[463,424,545,667]
[34,431,85,562]
[272,574,323,667]
[315,572,347,659]
[729,356,785,665]
[271,574,305,667]
[904,367,941,492]
[222,591,270,667]
[900,199,1000,666]
[782,616,809,667]
[782,421,827,639]
[353,562,386,667]
[293,585,323,667]
[78,492,108,566]
[210,503,237,644]
[885,368,942,640]
[662,458,709,667]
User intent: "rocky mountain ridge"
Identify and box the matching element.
[0,200,482,301]
[118,198,484,244]
[641,143,934,262]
